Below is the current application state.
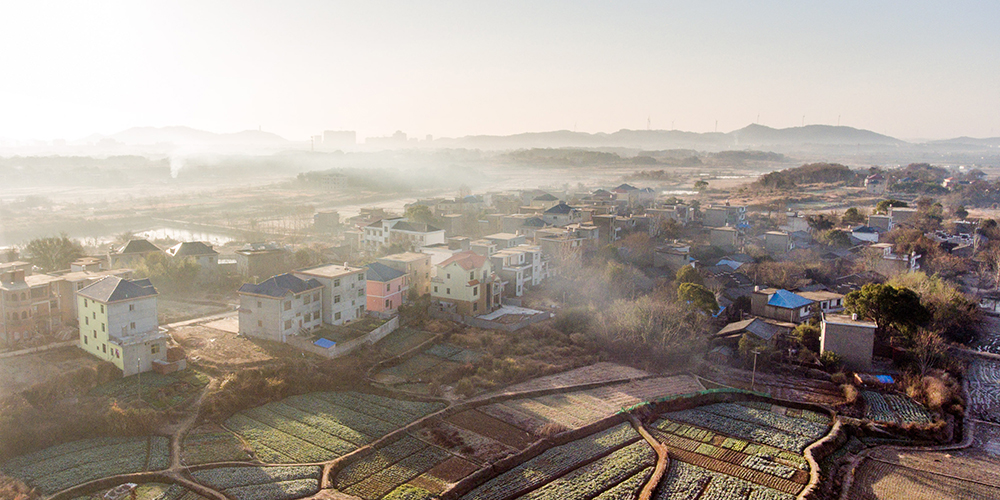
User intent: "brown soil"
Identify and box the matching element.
[170,324,304,370]
[425,456,479,483]
[0,346,101,399]
[446,409,535,450]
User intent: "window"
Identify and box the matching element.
[358,274,364,281]
[83,299,88,307]
[386,284,391,293]
[447,273,451,279]
[130,322,136,330]
[102,344,106,353]
[83,336,88,345]
[313,292,320,301]
[434,286,438,293]
[151,344,160,354]
[385,299,390,308]
[258,320,263,327]
[358,290,364,298]
[129,304,134,311]
[93,312,96,319]
[313,311,320,320]
[284,320,292,330]
[446,288,451,295]
[470,271,475,280]
[257,301,262,308]
[116,350,120,359]
[85,317,89,325]
[334,278,341,287]
[284,301,291,311]
[304,295,311,304]
[334,295,341,304]
[473,286,478,296]
[100,304,104,313]
[101,323,105,332]
[335,312,341,321]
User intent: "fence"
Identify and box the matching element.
[428,308,551,332]
[285,316,399,359]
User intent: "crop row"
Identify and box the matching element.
[224,478,319,500]
[862,391,895,422]
[1,436,169,494]
[740,456,796,479]
[460,423,639,500]
[532,394,616,425]
[266,401,373,445]
[593,466,653,500]
[659,410,813,452]
[283,394,397,438]
[315,392,416,427]
[517,440,656,500]
[337,435,431,488]
[884,394,933,424]
[242,406,357,455]
[505,398,590,429]
[697,404,828,439]
[384,484,437,500]
[653,460,795,500]
[342,446,452,500]
[192,465,320,490]
[485,403,553,434]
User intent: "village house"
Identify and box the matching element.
[108,239,162,268]
[237,273,324,342]
[483,233,527,249]
[750,288,815,323]
[431,251,503,316]
[710,227,739,249]
[797,290,846,315]
[294,264,367,325]
[378,252,432,296]
[235,243,291,280]
[165,241,219,271]
[541,202,585,227]
[490,245,548,297]
[365,262,408,313]
[77,276,165,376]
[51,268,134,325]
[763,231,792,254]
[821,314,877,371]
[702,205,747,228]
[387,221,447,251]
[0,265,61,345]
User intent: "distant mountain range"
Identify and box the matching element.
[65,124,998,152]
[75,126,289,147]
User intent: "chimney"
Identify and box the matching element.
[852,313,858,321]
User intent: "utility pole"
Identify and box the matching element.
[751,350,761,391]
[136,357,141,403]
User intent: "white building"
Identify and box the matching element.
[294,264,367,325]
[77,277,166,376]
[490,245,549,297]
[238,273,324,342]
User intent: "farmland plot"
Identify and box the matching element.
[1,436,171,494]
[377,328,437,357]
[661,402,829,452]
[653,460,795,500]
[191,465,320,500]
[226,391,444,464]
[459,423,641,500]
[336,435,453,500]
[486,363,650,395]
[514,440,656,500]
[848,457,1000,500]
[862,391,934,424]
[182,425,250,465]
[968,359,1000,423]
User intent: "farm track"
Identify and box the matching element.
[625,414,668,500]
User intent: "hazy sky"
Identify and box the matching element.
[1,1,998,141]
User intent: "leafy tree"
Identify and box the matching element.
[694,180,709,192]
[792,323,821,352]
[844,283,929,340]
[293,247,320,269]
[953,205,969,220]
[133,253,200,294]
[674,265,703,286]
[875,199,908,214]
[806,214,836,232]
[842,207,866,225]
[657,218,682,240]
[818,229,852,248]
[404,204,437,226]
[677,283,718,315]
[24,233,84,272]
[819,350,842,370]
[889,271,982,345]
[738,334,775,369]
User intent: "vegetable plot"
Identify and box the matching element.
[191,465,321,500]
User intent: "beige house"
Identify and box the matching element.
[710,227,739,249]
[821,314,877,371]
[378,252,432,296]
[431,251,503,316]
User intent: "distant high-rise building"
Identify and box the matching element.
[323,130,356,149]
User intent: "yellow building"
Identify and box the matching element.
[77,276,166,375]
[430,251,503,316]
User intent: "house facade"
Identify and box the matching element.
[294,264,367,325]
[237,273,324,342]
[0,267,61,346]
[366,263,408,313]
[108,239,162,268]
[431,251,503,316]
[77,277,165,376]
[166,241,219,271]
[490,245,548,297]
[378,252,432,296]
[750,288,815,323]
[821,314,877,371]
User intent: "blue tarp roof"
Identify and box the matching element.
[875,375,894,384]
[314,338,336,349]
[767,289,813,309]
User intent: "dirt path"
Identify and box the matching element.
[626,414,669,500]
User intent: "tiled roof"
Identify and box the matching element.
[166,241,218,257]
[78,276,158,303]
[393,221,442,233]
[117,239,160,254]
[544,202,573,214]
[366,262,407,282]
[238,273,323,298]
[533,193,558,201]
[439,251,488,271]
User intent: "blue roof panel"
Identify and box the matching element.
[767,289,813,309]
[314,338,336,349]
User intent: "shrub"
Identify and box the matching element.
[820,351,843,370]
[842,384,859,405]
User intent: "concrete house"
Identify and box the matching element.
[431,251,503,316]
[750,288,814,323]
[378,252,432,296]
[483,233,526,249]
[702,205,747,228]
[764,231,792,255]
[52,268,134,325]
[238,274,324,342]
[710,227,739,249]
[294,264,367,325]
[108,239,162,268]
[541,202,584,227]
[798,290,845,315]
[490,245,547,297]
[821,314,877,371]
[388,221,447,251]
[365,262,408,313]
[166,241,219,271]
[0,266,62,346]
[235,243,291,280]
[77,277,165,376]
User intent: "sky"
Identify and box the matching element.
[1,1,998,142]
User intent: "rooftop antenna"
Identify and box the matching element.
[756,113,760,124]
[801,115,805,127]
[715,120,718,133]
[671,120,675,130]
[647,116,651,130]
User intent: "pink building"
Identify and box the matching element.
[365,262,408,313]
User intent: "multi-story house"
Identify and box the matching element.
[702,205,747,228]
[166,241,219,272]
[77,276,165,376]
[541,202,585,227]
[366,263,408,313]
[489,245,548,297]
[0,266,61,346]
[235,243,290,279]
[294,264,367,324]
[388,221,446,251]
[431,251,503,316]
[750,288,814,324]
[52,268,134,325]
[108,239,163,268]
[378,252,432,296]
[483,233,526,249]
[237,273,324,342]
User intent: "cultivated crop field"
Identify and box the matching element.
[90,368,209,410]
[182,424,251,465]
[191,465,321,500]
[861,391,934,424]
[376,328,437,357]
[375,342,482,387]
[968,359,1000,423]
[649,401,831,497]
[460,423,644,500]
[224,391,445,463]
[97,482,210,500]
[486,362,651,395]
[848,457,1000,500]
[335,434,453,500]
[0,436,171,494]
[654,460,795,500]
